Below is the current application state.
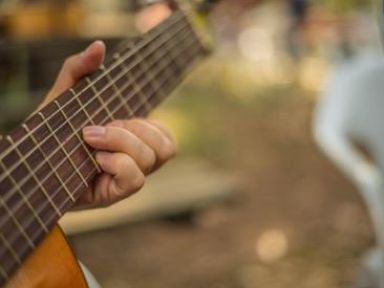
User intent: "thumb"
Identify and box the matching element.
[41,40,106,108]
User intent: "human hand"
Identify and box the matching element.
[43,41,177,208]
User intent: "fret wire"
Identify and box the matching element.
[0,12,199,280]
[116,53,153,115]
[0,118,104,257]
[153,26,198,97]
[0,157,95,269]
[68,90,102,173]
[0,233,21,265]
[0,18,191,189]
[129,43,166,100]
[0,20,194,223]
[0,19,194,214]
[0,18,198,248]
[0,156,40,248]
[152,45,174,91]
[2,29,199,256]
[0,11,186,166]
[172,35,195,77]
[0,261,8,279]
[152,38,200,100]
[5,136,49,232]
[6,132,61,221]
[2,45,202,277]
[0,193,34,250]
[49,31,197,211]
[37,112,88,190]
[152,37,180,96]
[0,159,97,275]
[53,100,101,175]
[85,77,115,121]
[22,123,77,205]
[0,193,35,250]
[67,90,102,174]
[32,33,197,230]
[70,89,96,125]
[100,64,134,117]
[164,30,186,73]
[0,163,97,256]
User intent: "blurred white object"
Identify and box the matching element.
[79,262,101,288]
[314,54,384,288]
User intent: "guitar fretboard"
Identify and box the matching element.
[0,10,206,284]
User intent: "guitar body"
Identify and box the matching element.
[5,226,87,288]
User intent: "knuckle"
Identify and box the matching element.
[132,171,145,190]
[104,126,119,144]
[117,154,133,170]
[158,139,176,161]
[126,119,145,132]
[142,147,156,170]
[107,120,125,128]
[63,56,75,67]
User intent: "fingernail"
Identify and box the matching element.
[83,126,106,139]
[80,42,95,58]
[84,41,104,55]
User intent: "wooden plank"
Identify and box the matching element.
[60,159,238,235]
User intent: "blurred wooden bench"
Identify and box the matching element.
[60,158,238,235]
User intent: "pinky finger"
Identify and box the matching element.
[95,151,146,201]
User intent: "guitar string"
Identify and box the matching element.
[0,24,199,267]
[0,33,200,271]
[0,17,193,233]
[0,19,192,222]
[0,10,201,279]
[0,15,190,196]
[0,10,184,170]
[0,24,200,261]
[0,12,186,188]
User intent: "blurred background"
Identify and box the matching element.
[0,0,382,287]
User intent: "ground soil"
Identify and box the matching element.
[71,86,373,288]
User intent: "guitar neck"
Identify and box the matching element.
[0,10,207,284]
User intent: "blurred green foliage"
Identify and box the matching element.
[319,0,371,12]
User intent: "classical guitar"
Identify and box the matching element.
[0,1,215,287]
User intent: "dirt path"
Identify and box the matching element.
[71,88,373,288]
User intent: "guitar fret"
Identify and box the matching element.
[168,29,198,85]
[70,88,96,126]
[22,124,78,203]
[38,112,89,190]
[131,44,165,100]
[5,136,49,232]
[53,100,101,174]
[0,233,21,265]
[0,176,35,249]
[0,11,206,285]
[100,64,134,118]
[154,47,174,83]
[8,121,62,220]
[115,53,153,115]
[164,31,185,73]
[150,44,177,106]
[85,77,115,121]
[0,145,48,248]
[0,262,8,279]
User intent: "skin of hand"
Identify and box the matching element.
[41,41,177,208]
